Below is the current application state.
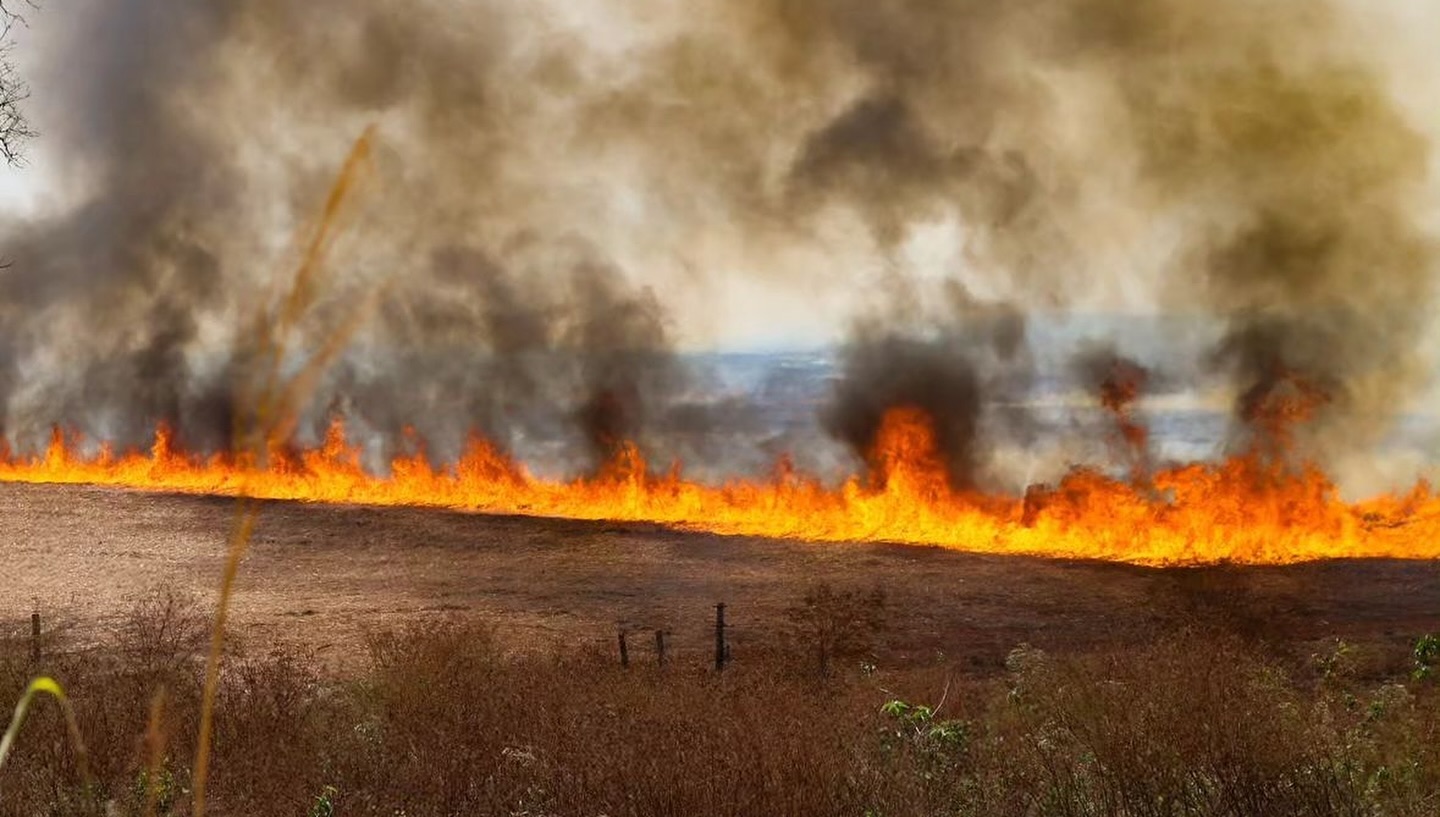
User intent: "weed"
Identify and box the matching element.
[308,784,338,817]
[1411,633,1440,681]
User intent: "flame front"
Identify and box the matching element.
[2,409,1437,566]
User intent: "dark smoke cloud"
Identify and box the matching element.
[0,0,1433,485]
[320,242,680,475]
[0,0,246,451]
[743,0,1435,474]
[825,285,1032,491]
[1072,343,1152,480]
[0,0,699,475]
[1077,0,1436,463]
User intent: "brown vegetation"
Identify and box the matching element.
[5,585,1440,816]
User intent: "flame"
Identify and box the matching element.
[2,407,1438,566]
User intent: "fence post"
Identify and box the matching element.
[655,629,667,668]
[714,603,727,671]
[618,627,630,669]
[30,612,41,665]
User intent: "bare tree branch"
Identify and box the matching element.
[0,0,37,166]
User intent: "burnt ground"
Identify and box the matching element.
[3,481,1440,674]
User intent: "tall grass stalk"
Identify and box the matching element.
[189,126,378,817]
[0,126,377,813]
[140,688,168,817]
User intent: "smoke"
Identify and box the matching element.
[0,0,1434,484]
[1073,343,1152,481]
[0,1,247,451]
[1084,0,1436,463]
[759,0,1437,477]
[824,282,1032,491]
[322,241,681,474]
[0,0,702,475]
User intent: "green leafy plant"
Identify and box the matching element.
[309,785,339,817]
[1412,634,1440,681]
[1314,638,1356,682]
[880,699,969,754]
[878,686,972,798]
[132,765,179,816]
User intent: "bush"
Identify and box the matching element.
[6,596,1440,815]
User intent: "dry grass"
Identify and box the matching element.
[3,586,1440,816]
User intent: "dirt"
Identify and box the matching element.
[4,481,1440,672]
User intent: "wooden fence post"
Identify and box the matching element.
[618,628,630,669]
[655,629,667,668]
[30,612,41,664]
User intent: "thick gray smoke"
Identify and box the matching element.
[759,0,1433,478]
[0,2,247,450]
[1,0,702,474]
[1080,0,1436,465]
[0,0,1433,484]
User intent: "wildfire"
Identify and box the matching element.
[1,407,1437,566]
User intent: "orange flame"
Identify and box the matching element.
[2,408,1437,566]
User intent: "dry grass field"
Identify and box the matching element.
[5,481,1440,670]
[8,482,1440,815]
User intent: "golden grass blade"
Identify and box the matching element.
[275,125,376,333]
[0,677,91,791]
[190,126,379,817]
[141,687,169,817]
[190,499,259,817]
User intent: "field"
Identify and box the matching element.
[6,482,1440,667]
[6,482,1440,815]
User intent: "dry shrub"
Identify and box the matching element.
[971,636,1435,817]
[329,620,532,812]
[785,582,887,677]
[7,598,1440,816]
[111,586,210,682]
[513,665,887,817]
[203,647,325,815]
[0,587,320,817]
[325,619,894,816]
